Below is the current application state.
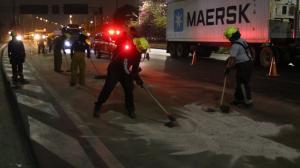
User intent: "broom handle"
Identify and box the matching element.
[89,58,100,75]
[144,86,171,116]
[220,75,227,106]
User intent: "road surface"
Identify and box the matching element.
[2,42,300,168]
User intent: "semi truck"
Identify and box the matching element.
[166,0,300,67]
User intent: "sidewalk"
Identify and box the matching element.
[0,44,37,168]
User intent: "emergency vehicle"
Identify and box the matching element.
[62,24,83,49]
[92,23,122,58]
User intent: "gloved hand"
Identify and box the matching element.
[135,78,144,88]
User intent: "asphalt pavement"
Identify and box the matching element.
[1,41,300,168]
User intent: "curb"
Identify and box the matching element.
[0,44,39,168]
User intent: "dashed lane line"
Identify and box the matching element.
[15,93,60,118]
[28,116,95,168]
[21,84,45,94]
[4,71,36,81]
[4,68,32,74]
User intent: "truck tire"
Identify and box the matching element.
[169,43,177,58]
[259,47,273,68]
[176,43,189,57]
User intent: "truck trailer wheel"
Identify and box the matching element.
[169,43,177,58]
[259,47,273,68]
[176,43,189,57]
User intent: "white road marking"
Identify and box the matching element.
[16,93,60,117]
[26,60,125,168]
[5,71,36,81]
[21,84,45,94]
[107,103,299,163]
[5,68,31,74]
[28,116,95,168]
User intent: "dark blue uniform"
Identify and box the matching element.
[8,39,26,83]
[94,34,143,118]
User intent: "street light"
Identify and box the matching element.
[69,15,73,24]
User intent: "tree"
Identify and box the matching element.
[113,4,139,25]
[139,0,167,41]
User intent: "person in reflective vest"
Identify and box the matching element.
[93,31,143,119]
[129,27,150,72]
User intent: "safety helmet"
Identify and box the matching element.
[10,31,17,37]
[133,37,149,53]
[224,26,239,39]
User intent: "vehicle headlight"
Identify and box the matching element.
[16,35,23,41]
[34,34,41,40]
[42,35,46,39]
[64,40,71,47]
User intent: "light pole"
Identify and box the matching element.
[296,0,299,40]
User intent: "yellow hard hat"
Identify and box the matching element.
[10,31,17,37]
[224,26,238,39]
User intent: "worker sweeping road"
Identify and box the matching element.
[224,26,254,107]
[70,33,91,86]
[93,30,143,119]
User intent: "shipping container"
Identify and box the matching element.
[166,0,300,67]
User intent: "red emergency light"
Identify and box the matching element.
[124,44,130,50]
[108,29,115,35]
[107,28,122,36]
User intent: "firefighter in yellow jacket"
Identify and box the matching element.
[70,33,90,86]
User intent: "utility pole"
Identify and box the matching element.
[294,0,299,41]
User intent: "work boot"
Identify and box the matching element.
[244,100,253,108]
[93,102,102,118]
[128,111,136,119]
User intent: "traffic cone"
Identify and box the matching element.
[191,51,197,66]
[268,57,279,77]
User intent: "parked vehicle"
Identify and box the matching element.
[62,24,83,49]
[92,23,122,58]
[167,0,300,67]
